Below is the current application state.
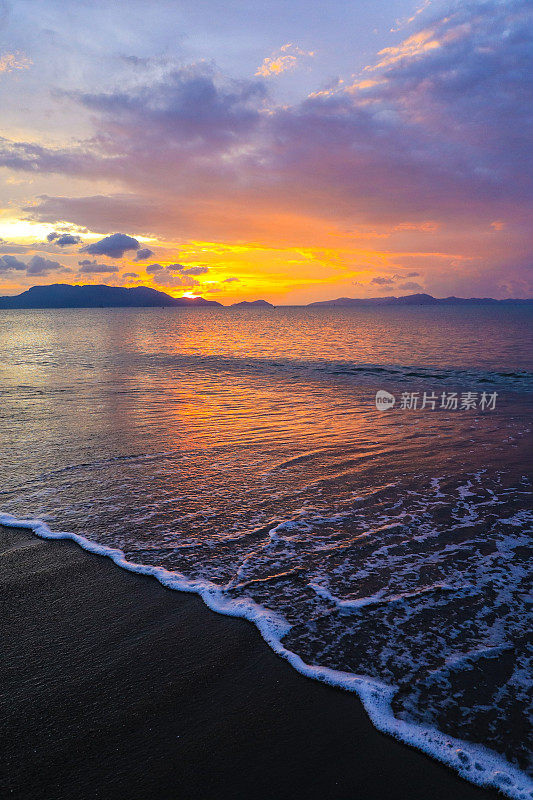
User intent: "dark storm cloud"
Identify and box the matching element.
[81,233,140,258]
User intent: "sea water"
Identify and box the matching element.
[1,304,531,798]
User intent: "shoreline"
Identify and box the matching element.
[1,522,516,800]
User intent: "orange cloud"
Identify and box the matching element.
[0,52,32,73]
[368,29,441,71]
[255,43,315,77]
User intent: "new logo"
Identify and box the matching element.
[375,390,396,411]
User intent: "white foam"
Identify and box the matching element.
[1,511,531,800]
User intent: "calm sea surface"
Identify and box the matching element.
[1,305,532,797]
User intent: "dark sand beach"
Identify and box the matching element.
[0,524,503,800]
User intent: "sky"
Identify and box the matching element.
[0,0,531,303]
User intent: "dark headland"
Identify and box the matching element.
[1,524,501,800]
[0,284,531,309]
[0,283,222,309]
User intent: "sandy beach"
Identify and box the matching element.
[1,524,503,800]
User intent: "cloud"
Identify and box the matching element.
[353,273,424,292]
[133,247,154,261]
[71,62,265,159]
[0,254,26,272]
[399,281,424,290]
[122,272,139,279]
[145,262,208,277]
[47,231,82,246]
[81,233,140,258]
[13,0,531,228]
[23,195,155,233]
[255,43,315,78]
[180,265,209,276]
[0,254,70,275]
[77,259,120,273]
[152,273,199,289]
[0,52,32,74]
[391,0,432,33]
[223,276,240,282]
[26,255,69,275]
[368,28,441,71]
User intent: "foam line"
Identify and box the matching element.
[1,512,531,800]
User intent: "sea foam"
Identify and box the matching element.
[1,510,531,800]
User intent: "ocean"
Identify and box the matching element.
[1,304,531,799]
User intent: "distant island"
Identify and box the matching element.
[0,285,531,310]
[230,300,274,308]
[307,293,532,307]
[0,284,222,309]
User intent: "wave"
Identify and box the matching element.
[1,511,531,800]
[150,353,533,392]
[5,353,529,395]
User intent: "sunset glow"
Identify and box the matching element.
[0,0,531,302]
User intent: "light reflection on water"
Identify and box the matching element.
[1,306,532,782]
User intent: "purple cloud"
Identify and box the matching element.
[0,254,26,271]
[78,259,120,273]
[152,273,199,289]
[145,262,208,277]
[370,276,394,285]
[133,248,154,261]
[9,0,530,228]
[81,233,140,258]
[47,232,82,246]
[180,265,209,276]
[26,255,69,275]
[399,281,423,291]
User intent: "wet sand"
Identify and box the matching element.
[1,524,502,800]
